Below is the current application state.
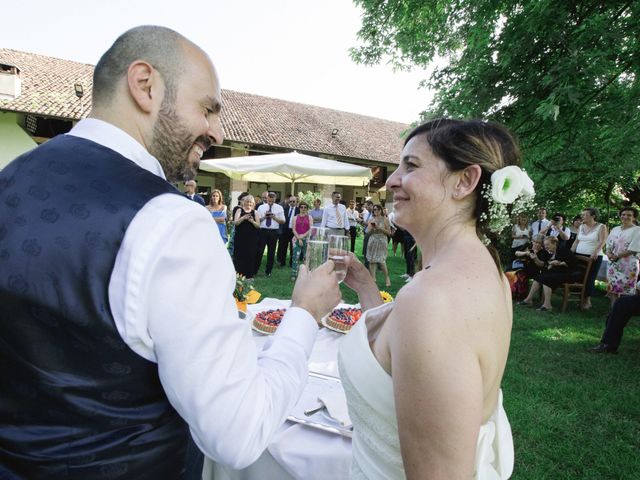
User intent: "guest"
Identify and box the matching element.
[256,192,285,277]
[346,199,359,252]
[566,214,582,250]
[391,222,405,257]
[514,235,548,277]
[320,191,349,237]
[511,214,530,259]
[541,212,570,249]
[605,207,640,305]
[0,26,341,477]
[519,237,580,312]
[589,283,640,354]
[309,198,324,227]
[184,179,205,205]
[403,230,417,278]
[206,188,228,244]
[291,201,312,280]
[366,204,392,287]
[228,191,249,256]
[255,190,269,208]
[571,207,607,310]
[530,207,550,236]
[513,234,548,300]
[233,195,261,278]
[340,119,517,478]
[359,200,374,268]
[277,195,298,267]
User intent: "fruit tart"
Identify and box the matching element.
[324,307,362,333]
[252,308,286,335]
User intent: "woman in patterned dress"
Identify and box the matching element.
[366,204,392,287]
[606,207,640,306]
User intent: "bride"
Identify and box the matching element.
[340,119,527,479]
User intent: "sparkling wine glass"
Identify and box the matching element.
[328,235,349,283]
[305,227,328,271]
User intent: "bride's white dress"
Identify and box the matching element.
[338,302,514,479]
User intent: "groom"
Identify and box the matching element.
[0,26,341,478]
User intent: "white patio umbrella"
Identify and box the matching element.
[199,151,372,195]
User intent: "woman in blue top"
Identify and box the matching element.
[206,189,228,244]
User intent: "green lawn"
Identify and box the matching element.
[249,236,640,479]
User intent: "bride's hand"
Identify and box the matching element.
[343,253,383,311]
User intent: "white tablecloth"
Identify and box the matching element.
[202,298,353,480]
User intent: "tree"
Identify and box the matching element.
[352,0,640,219]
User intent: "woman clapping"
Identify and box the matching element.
[520,237,579,312]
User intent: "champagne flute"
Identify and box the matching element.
[328,235,349,283]
[305,227,328,271]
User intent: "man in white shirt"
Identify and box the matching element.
[0,25,341,478]
[320,191,349,237]
[530,207,550,236]
[346,199,359,252]
[542,213,571,248]
[256,192,285,277]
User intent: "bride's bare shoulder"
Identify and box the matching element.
[393,261,508,333]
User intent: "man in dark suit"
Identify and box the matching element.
[278,195,299,267]
[185,179,205,205]
[589,286,640,354]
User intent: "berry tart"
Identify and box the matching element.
[252,308,286,335]
[324,307,362,333]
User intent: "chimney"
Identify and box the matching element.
[0,63,22,100]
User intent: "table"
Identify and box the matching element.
[202,299,353,480]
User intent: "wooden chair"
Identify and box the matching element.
[561,256,594,313]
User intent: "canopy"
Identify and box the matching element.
[199,151,372,194]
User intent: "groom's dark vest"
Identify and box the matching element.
[0,135,193,478]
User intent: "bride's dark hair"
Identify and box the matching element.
[404,119,522,271]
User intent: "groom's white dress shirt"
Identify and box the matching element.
[68,119,318,468]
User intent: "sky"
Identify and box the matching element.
[1,0,435,124]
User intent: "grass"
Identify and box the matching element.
[249,237,640,479]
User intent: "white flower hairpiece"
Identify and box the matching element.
[480,166,536,237]
[490,166,535,204]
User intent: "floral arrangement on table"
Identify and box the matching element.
[380,291,394,303]
[234,274,261,312]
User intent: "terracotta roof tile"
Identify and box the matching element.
[0,48,408,164]
[0,48,93,120]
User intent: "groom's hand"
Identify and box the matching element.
[291,262,341,321]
